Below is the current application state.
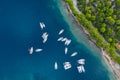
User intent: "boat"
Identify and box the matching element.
[29,47,33,54]
[61,38,67,42]
[42,32,48,43]
[35,49,43,52]
[65,47,68,54]
[57,37,64,41]
[77,66,85,73]
[58,29,64,35]
[77,59,85,64]
[65,39,71,45]
[40,22,45,29]
[54,62,58,70]
[71,52,78,57]
[63,62,72,70]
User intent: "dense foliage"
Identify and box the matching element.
[65,0,120,64]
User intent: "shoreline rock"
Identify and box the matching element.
[63,0,120,79]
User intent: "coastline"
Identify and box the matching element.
[60,0,120,80]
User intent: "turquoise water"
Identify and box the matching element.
[0,0,116,80]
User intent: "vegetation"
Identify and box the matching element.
[65,0,120,64]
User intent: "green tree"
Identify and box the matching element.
[100,27,106,33]
[116,29,120,40]
[116,20,120,25]
[116,0,120,7]
[106,1,112,7]
[106,16,115,25]
[104,28,114,38]
[108,38,113,43]
[86,13,91,19]
[91,15,96,21]
[106,8,113,16]
[101,23,106,27]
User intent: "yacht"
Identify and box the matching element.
[29,47,33,54]
[65,47,68,54]
[65,39,71,45]
[77,59,85,65]
[61,38,67,42]
[71,52,78,57]
[40,22,45,29]
[57,37,64,41]
[54,62,58,70]
[42,32,48,43]
[63,62,72,70]
[77,66,85,73]
[35,49,43,52]
[58,29,64,35]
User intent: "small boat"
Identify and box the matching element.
[61,38,67,42]
[77,66,85,73]
[42,32,48,43]
[57,37,63,41]
[40,22,45,29]
[65,39,71,45]
[71,52,78,57]
[77,59,85,64]
[35,49,43,52]
[54,62,58,70]
[65,47,68,54]
[63,62,72,70]
[58,29,64,35]
[29,47,33,54]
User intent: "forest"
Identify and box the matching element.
[65,0,120,64]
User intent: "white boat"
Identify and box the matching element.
[29,47,33,54]
[61,38,67,42]
[65,39,71,45]
[71,52,78,57]
[65,47,68,54]
[58,29,64,35]
[77,66,85,73]
[42,32,48,43]
[54,62,58,70]
[40,22,45,29]
[77,59,85,65]
[35,49,43,52]
[63,62,72,70]
[57,37,63,41]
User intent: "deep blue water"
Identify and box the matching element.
[0,0,115,80]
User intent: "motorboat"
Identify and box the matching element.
[65,47,68,54]
[63,62,72,70]
[35,49,43,52]
[65,39,71,45]
[57,37,64,41]
[77,59,85,65]
[61,38,67,42]
[71,52,78,57]
[29,47,33,54]
[54,62,58,70]
[58,29,64,35]
[42,32,48,43]
[40,22,45,29]
[77,66,85,73]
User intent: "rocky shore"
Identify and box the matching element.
[64,0,120,79]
